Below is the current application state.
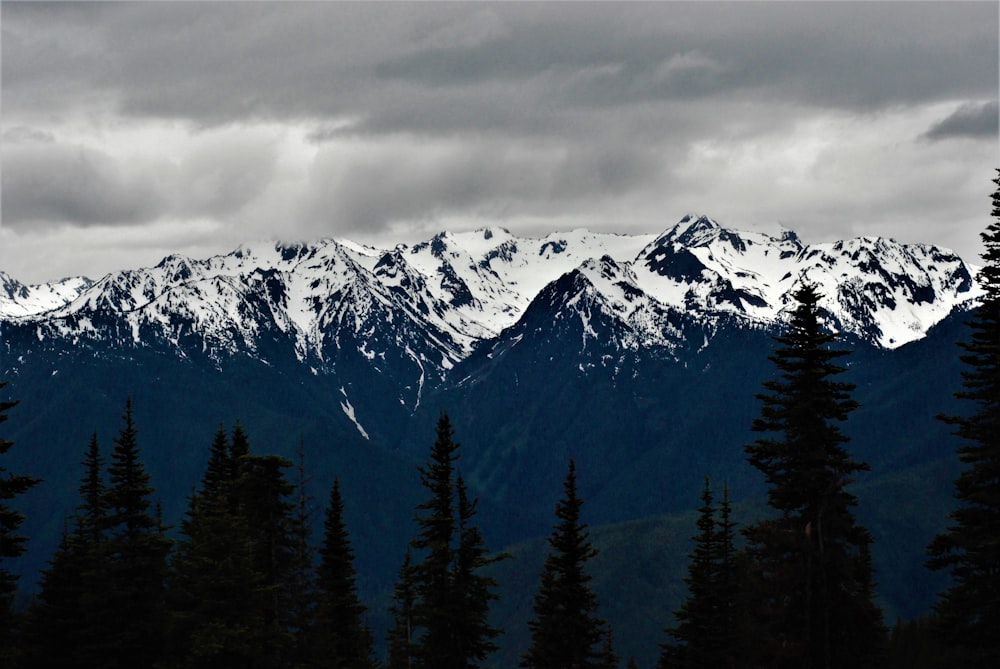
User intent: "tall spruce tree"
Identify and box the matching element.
[410,413,458,668]
[521,459,613,669]
[21,522,82,667]
[715,482,741,666]
[168,424,303,669]
[288,438,318,664]
[926,169,1000,668]
[21,432,107,667]
[167,425,261,668]
[407,412,504,669]
[742,284,885,669]
[235,452,299,667]
[0,381,40,664]
[659,478,739,669]
[311,478,376,669]
[452,476,505,667]
[95,398,172,668]
[387,550,418,669]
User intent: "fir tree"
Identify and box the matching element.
[387,550,418,669]
[926,169,1000,668]
[236,452,299,667]
[167,425,259,668]
[521,459,613,669]
[659,478,739,669]
[168,424,303,669]
[407,412,504,669]
[311,478,376,669]
[452,476,505,667]
[715,482,741,666]
[21,522,81,667]
[92,398,172,668]
[742,284,885,669]
[21,432,106,667]
[0,382,40,664]
[288,438,318,666]
[410,413,458,668]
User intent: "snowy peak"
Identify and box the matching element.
[659,213,723,246]
[2,216,981,374]
[624,218,978,348]
[0,271,94,319]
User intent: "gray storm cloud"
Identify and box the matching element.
[924,101,1000,141]
[0,1,997,283]
[3,141,166,228]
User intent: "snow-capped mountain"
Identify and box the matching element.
[631,215,978,347]
[1,215,980,377]
[0,271,93,319]
[1,215,982,666]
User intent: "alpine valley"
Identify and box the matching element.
[0,215,982,666]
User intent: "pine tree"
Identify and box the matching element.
[410,413,458,668]
[311,478,376,669]
[926,169,1000,668]
[95,398,172,668]
[521,459,612,669]
[659,478,736,669]
[236,452,299,667]
[21,522,81,667]
[0,381,40,664]
[288,438,318,667]
[387,550,418,669]
[742,284,885,669]
[167,424,260,668]
[407,412,504,669]
[715,482,741,667]
[452,476,505,667]
[168,424,303,668]
[21,432,107,667]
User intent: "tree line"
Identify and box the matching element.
[1,170,998,667]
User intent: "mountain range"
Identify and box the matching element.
[0,214,981,666]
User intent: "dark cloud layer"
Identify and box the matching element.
[3,142,165,227]
[1,2,997,283]
[5,2,996,131]
[924,101,999,141]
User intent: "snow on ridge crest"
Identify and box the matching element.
[2,217,981,360]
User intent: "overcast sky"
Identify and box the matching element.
[2,1,997,284]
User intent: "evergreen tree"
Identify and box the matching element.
[410,413,458,668]
[659,478,739,669]
[236,452,299,667]
[742,284,885,669]
[288,438,318,667]
[21,524,81,667]
[94,397,172,668]
[886,616,948,669]
[168,423,303,669]
[0,381,40,664]
[21,432,107,667]
[926,169,1000,668]
[387,550,418,669]
[167,425,260,668]
[452,476,505,667]
[407,412,504,669]
[521,459,613,669]
[311,478,376,669]
[715,482,740,665]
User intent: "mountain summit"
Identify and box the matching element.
[0,215,982,665]
[2,216,978,368]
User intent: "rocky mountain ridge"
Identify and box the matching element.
[2,216,978,360]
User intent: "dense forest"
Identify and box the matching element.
[1,172,998,668]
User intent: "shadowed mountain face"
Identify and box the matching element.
[0,216,976,666]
